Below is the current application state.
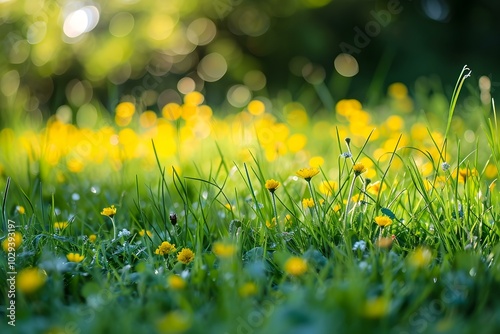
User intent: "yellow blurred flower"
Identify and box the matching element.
[353,163,367,176]
[101,205,116,217]
[16,205,25,214]
[296,167,320,181]
[376,237,394,248]
[457,168,478,183]
[239,282,258,297]
[17,267,47,294]
[156,311,192,334]
[284,257,308,277]
[139,229,153,237]
[66,253,85,263]
[265,179,280,192]
[364,296,390,318]
[367,181,386,195]
[374,216,392,227]
[155,241,177,255]
[319,180,337,195]
[53,222,69,230]
[2,231,22,252]
[266,217,277,229]
[167,275,186,290]
[88,234,97,243]
[388,82,408,99]
[247,100,265,115]
[308,155,324,168]
[177,248,195,264]
[302,198,315,208]
[212,242,236,258]
[408,247,433,268]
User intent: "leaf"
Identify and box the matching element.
[381,208,396,220]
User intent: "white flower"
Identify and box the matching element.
[117,229,131,238]
[441,162,450,171]
[353,240,367,251]
[340,152,352,158]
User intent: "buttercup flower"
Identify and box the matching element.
[16,205,26,214]
[239,282,258,297]
[88,234,97,243]
[212,242,236,258]
[458,168,478,183]
[53,222,69,230]
[168,275,186,290]
[101,205,117,217]
[284,257,308,276]
[266,217,277,229]
[66,253,85,263]
[139,229,153,237]
[319,180,337,196]
[155,241,177,255]
[408,247,432,268]
[2,231,22,252]
[177,248,195,264]
[296,167,320,181]
[302,198,315,208]
[265,179,280,193]
[353,163,367,176]
[17,268,47,294]
[374,216,392,227]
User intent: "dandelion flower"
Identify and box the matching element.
[367,181,385,195]
[139,229,153,237]
[17,268,47,294]
[53,222,69,230]
[302,198,315,208]
[101,205,117,217]
[296,167,320,181]
[265,179,280,193]
[177,248,195,264]
[2,231,22,252]
[408,247,432,268]
[212,242,236,258]
[284,257,308,276]
[353,163,367,176]
[374,216,392,227]
[155,241,177,255]
[458,168,478,183]
[168,275,186,290]
[88,234,97,243]
[266,217,277,229]
[66,253,85,263]
[364,296,389,318]
[319,180,337,196]
[239,282,258,297]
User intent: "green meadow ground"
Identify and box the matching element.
[1,69,500,334]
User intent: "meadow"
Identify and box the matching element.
[1,67,500,334]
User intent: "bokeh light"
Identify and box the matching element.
[334,53,359,78]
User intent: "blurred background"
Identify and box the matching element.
[1,0,499,126]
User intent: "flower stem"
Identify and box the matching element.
[307,181,321,222]
[271,192,279,226]
[343,175,357,230]
[110,217,117,241]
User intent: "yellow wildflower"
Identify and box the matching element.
[367,181,386,195]
[156,311,192,334]
[2,231,22,252]
[265,179,280,193]
[139,229,153,237]
[374,216,392,227]
[266,217,277,229]
[353,163,367,176]
[17,268,47,294]
[101,205,117,217]
[155,241,177,255]
[66,253,85,263]
[212,242,236,258]
[319,180,337,196]
[408,247,432,268]
[302,198,315,208]
[177,248,195,264]
[284,256,308,276]
[239,282,258,297]
[88,234,97,243]
[167,275,186,290]
[364,296,390,318]
[458,168,478,183]
[53,222,69,230]
[16,205,26,214]
[296,167,320,181]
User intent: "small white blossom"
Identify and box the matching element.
[117,229,131,238]
[441,162,450,171]
[353,240,367,252]
[340,152,352,158]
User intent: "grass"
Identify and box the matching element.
[0,71,500,334]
